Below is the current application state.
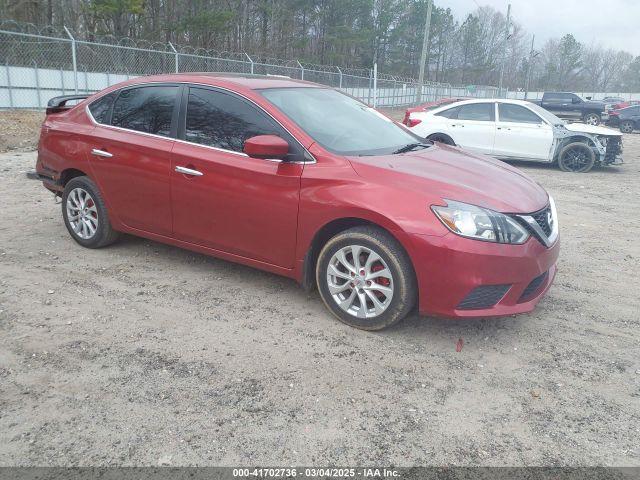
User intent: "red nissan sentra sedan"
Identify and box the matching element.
[36,74,559,330]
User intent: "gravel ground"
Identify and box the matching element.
[0,111,43,153]
[0,133,639,467]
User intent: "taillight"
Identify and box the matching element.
[403,111,411,126]
[408,118,422,127]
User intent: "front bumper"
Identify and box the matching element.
[602,136,623,165]
[408,232,560,318]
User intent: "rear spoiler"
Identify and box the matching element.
[46,94,90,114]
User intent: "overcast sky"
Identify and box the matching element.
[437,0,640,56]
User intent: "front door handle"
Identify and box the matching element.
[91,148,113,158]
[175,166,203,176]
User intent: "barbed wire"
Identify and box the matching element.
[0,19,485,88]
[0,18,504,101]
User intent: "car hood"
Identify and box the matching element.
[563,123,622,136]
[348,144,549,214]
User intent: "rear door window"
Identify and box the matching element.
[457,103,495,121]
[498,104,543,124]
[435,106,460,119]
[545,93,572,103]
[111,85,179,137]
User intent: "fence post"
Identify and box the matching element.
[5,62,13,108]
[393,78,398,107]
[33,61,41,108]
[63,26,78,93]
[368,69,372,105]
[245,53,254,75]
[336,66,342,89]
[168,42,179,73]
[372,62,378,108]
[297,60,304,80]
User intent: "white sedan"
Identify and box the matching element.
[407,99,623,173]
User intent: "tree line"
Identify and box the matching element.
[2,0,639,91]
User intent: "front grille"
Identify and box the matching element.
[513,204,555,247]
[531,206,552,237]
[604,137,622,164]
[457,284,510,310]
[518,271,548,303]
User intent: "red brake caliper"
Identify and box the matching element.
[371,264,390,299]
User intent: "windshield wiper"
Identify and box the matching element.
[392,142,431,154]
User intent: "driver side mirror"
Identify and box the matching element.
[243,135,289,160]
[572,97,581,104]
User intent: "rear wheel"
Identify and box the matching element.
[316,226,416,331]
[583,113,601,126]
[62,176,119,248]
[620,120,635,134]
[427,133,455,145]
[557,142,596,173]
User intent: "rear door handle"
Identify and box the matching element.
[91,148,113,158]
[175,166,203,176]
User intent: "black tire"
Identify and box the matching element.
[61,176,119,248]
[427,133,456,145]
[620,120,635,134]
[315,226,417,331]
[583,112,601,126]
[557,142,596,173]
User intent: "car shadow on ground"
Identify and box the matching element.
[110,232,296,285]
[109,233,529,342]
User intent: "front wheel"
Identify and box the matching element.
[316,226,417,331]
[557,142,596,173]
[583,113,601,126]
[620,120,635,134]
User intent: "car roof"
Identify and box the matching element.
[411,98,543,117]
[107,72,325,91]
[431,98,538,108]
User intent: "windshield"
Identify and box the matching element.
[260,87,424,155]
[527,102,565,126]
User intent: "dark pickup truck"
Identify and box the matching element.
[529,92,606,126]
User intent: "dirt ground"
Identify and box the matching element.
[0,121,639,466]
[0,111,44,153]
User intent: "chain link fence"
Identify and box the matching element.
[1,20,503,109]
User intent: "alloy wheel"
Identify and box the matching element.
[584,114,600,126]
[326,245,394,318]
[620,121,634,134]
[562,146,592,172]
[66,187,99,239]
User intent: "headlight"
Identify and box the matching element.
[432,200,530,244]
